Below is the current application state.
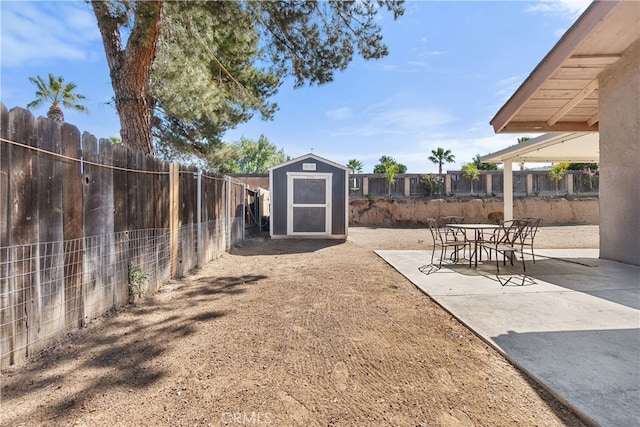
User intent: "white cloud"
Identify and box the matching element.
[554,27,569,38]
[375,107,455,131]
[1,2,102,67]
[326,107,353,120]
[524,1,591,44]
[329,105,456,140]
[493,74,525,102]
[525,0,591,19]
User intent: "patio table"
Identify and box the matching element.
[446,223,500,267]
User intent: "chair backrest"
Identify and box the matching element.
[520,217,541,243]
[496,219,527,245]
[427,218,446,244]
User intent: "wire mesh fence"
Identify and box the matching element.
[0,220,243,368]
[0,105,253,367]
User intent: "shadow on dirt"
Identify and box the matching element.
[230,233,345,256]
[0,277,251,425]
[185,274,267,298]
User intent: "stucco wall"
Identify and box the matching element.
[349,197,599,226]
[598,38,640,265]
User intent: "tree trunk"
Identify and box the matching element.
[47,104,64,124]
[92,1,163,155]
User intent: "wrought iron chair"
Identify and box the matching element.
[481,219,530,286]
[440,216,466,261]
[419,218,468,275]
[519,217,541,263]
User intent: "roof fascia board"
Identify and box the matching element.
[268,153,351,172]
[508,155,599,162]
[500,122,599,133]
[480,132,596,163]
[490,1,618,133]
[480,133,558,162]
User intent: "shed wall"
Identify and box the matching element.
[271,158,347,237]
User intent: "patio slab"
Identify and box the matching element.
[375,248,640,427]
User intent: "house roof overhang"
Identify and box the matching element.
[480,132,599,164]
[490,0,640,134]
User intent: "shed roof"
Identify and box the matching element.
[480,132,599,164]
[268,153,351,172]
[490,0,640,134]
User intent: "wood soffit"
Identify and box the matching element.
[491,1,640,134]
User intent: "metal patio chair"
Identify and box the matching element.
[419,218,468,275]
[519,217,541,263]
[481,219,531,286]
[440,216,466,261]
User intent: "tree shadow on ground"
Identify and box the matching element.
[185,274,267,298]
[0,277,235,425]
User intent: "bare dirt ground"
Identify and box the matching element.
[1,226,597,426]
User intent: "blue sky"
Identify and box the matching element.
[1,0,591,173]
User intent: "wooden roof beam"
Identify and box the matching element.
[547,79,598,126]
[587,113,599,127]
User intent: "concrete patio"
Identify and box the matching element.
[376,248,639,426]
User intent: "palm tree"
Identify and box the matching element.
[549,162,569,195]
[461,163,480,194]
[382,159,400,197]
[27,74,88,124]
[428,148,455,176]
[346,159,363,174]
[347,159,364,191]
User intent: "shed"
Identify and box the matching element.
[268,153,349,239]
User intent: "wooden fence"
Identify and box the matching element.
[347,171,599,198]
[0,104,252,367]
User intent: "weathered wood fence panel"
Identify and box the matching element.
[0,104,11,364]
[36,117,64,351]
[0,104,253,367]
[201,174,228,262]
[61,123,84,332]
[7,108,38,364]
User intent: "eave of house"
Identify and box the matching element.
[480,132,599,164]
[490,1,640,134]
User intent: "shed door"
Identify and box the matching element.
[287,173,332,235]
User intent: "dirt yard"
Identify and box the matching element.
[1,226,598,426]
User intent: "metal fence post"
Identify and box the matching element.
[196,170,202,267]
[242,183,246,241]
[226,176,231,251]
[169,163,179,278]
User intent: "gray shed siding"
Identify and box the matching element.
[271,157,347,237]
